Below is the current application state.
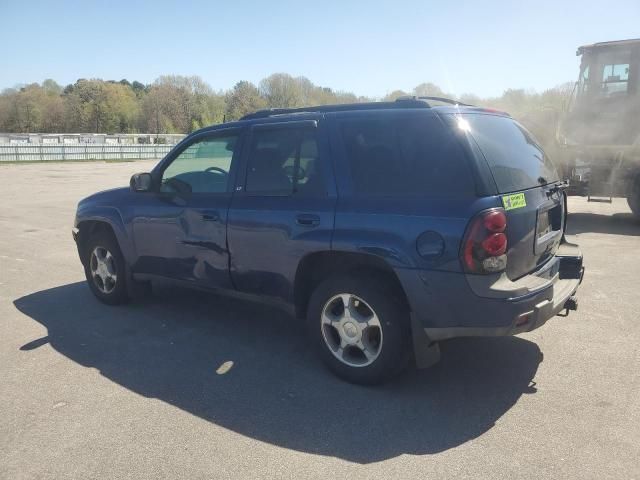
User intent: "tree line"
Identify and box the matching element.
[0,74,574,148]
[0,74,363,135]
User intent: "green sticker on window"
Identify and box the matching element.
[502,192,527,210]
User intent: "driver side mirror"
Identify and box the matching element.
[130,172,153,192]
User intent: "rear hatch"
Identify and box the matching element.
[454,112,565,280]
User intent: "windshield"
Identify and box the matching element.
[600,62,630,96]
[452,113,560,193]
[579,48,633,98]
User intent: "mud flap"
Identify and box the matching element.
[410,312,441,369]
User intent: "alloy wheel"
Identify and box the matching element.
[89,246,118,294]
[320,293,383,367]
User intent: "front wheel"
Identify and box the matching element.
[306,274,411,384]
[83,231,129,305]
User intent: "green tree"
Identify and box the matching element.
[132,81,146,92]
[224,81,266,121]
[140,84,176,135]
[59,79,140,133]
[260,73,303,108]
[383,89,409,101]
[145,75,224,133]
[413,82,448,98]
[0,88,22,132]
[42,79,62,96]
[0,72,575,151]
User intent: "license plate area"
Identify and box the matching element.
[537,210,552,239]
[535,200,563,255]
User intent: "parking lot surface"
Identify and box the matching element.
[1,161,639,479]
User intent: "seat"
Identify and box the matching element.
[248,148,292,193]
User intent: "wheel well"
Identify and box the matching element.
[76,220,117,264]
[293,251,410,319]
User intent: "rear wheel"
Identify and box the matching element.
[83,230,129,305]
[306,274,411,384]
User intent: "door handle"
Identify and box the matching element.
[201,211,221,222]
[296,213,320,227]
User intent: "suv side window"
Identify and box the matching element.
[160,133,239,194]
[245,126,324,196]
[340,115,474,196]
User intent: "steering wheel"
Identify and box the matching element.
[205,167,228,176]
[283,165,307,179]
[162,177,192,195]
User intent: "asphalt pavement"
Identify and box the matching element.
[1,161,639,479]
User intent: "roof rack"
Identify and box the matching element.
[395,95,472,106]
[239,99,431,120]
[239,95,471,121]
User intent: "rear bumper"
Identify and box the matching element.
[396,244,584,341]
[424,268,583,340]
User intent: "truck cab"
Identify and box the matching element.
[564,38,640,146]
[559,39,640,212]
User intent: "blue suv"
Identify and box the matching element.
[73,97,584,384]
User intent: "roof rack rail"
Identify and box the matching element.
[395,95,472,106]
[239,99,431,121]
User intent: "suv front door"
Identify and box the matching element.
[129,129,242,288]
[227,120,336,301]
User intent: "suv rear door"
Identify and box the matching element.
[329,109,480,274]
[227,119,336,301]
[451,113,565,279]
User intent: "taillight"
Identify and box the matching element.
[461,208,508,274]
[483,210,506,233]
[482,233,507,256]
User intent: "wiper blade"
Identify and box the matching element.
[546,180,570,196]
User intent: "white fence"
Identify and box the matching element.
[0,144,175,162]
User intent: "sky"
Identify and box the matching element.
[1,0,639,98]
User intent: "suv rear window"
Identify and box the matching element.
[340,115,474,196]
[454,113,560,193]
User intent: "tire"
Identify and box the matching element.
[306,273,411,385]
[627,178,640,219]
[83,229,129,305]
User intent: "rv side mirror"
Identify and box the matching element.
[130,172,153,192]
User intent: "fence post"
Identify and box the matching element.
[39,144,43,162]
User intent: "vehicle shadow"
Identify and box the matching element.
[14,282,542,463]
[567,212,640,236]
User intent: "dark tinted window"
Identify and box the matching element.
[340,115,474,196]
[454,113,560,193]
[246,126,324,196]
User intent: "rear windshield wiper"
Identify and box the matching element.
[546,180,570,196]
